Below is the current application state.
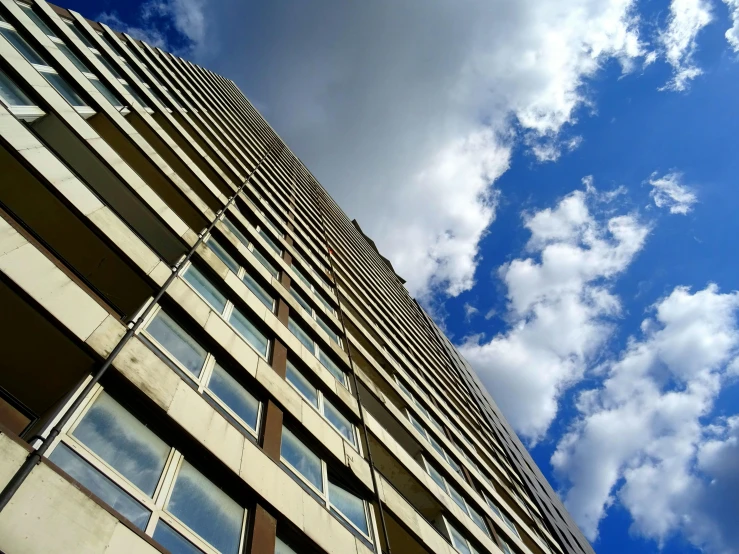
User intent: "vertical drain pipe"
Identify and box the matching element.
[0,142,276,512]
[311,184,393,554]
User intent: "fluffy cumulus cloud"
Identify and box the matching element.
[658,0,714,91]
[460,181,649,442]
[552,285,739,552]
[648,171,698,214]
[98,0,650,298]
[725,0,739,52]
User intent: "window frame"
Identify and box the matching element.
[442,516,482,554]
[48,385,249,554]
[138,305,263,440]
[279,427,374,545]
[0,66,44,121]
[285,360,360,452]
[484,493,520,539]
[287,315,349,389]
[421,456,491,539]
[180,262,271,360]
[0,16,95,117]
[205,235,276,312]
[222,215,280,278]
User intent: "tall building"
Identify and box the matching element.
[0,2,594,554]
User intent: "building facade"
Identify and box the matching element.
[0,2,595,554]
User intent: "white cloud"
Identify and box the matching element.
[724,0,739,52]
[659,0,714,91]
[94,0,651,298]
[463,302,480,322]
[459,181,649,442]
[99,0,207,58]
[648,171,698,214]
[552,284,739,552]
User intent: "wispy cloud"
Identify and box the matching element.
[658,0,713,91]
[648,171,698,214]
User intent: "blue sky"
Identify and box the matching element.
[67,0,739,552]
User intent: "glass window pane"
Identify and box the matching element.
[167,460,243,554]
[316,315,340,345]
[222,217,249,247]
[122,82,150,108]
[207,238,239,273]
[258,228,281,254]
[0,27,47,65]
[286,362,318,408]
[275,537,298,554]
[153,521,204,554]
[56,43,91,72]
[252,247,279,278]
[485,496,502,518]
[328,480,368,535]
[281,428,323,492]
[0,69,34,106]
[72,392,169,496]
[183,266,227,313]
[65,21,94,48]
[20,5,56,37]
[49,443,150,530]
[146,311,207,377]
[426,461,447,490]
[207,363,260,431]
[291,264,310,287]
[449,525,472,554]
[500,539,514,554]
[428,413,445,435]
[318,349,346,386]
[242,271,273,310]
[94,51,122,79]
[90,77,122,108]
[323,398,355,446]
[448,484,468,512]
[229,308,269,356]
[288,317,314,352]
[408,413,427,440]
[468,505,490,537]
[42,71,87,107]
[316,291,335,315]
[290,287,311,313]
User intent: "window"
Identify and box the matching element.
[0,18,94,116]
[61,18,153,111]
[181,264,270,358]
[290,286,340,346]
[141,309,262,437]
[287,317,349,389]
[499,538,515,554]
[444,518,481,554]
[408,411,463,479]
[422,457,490,538]
[280,429,372,544]
[256,216,283,255]
[49,390,248,553]
[395,375,444,434]
[222,216,279,278]
[286,361,358,449]
[0,68,44,120]
[291,262,336,316]
[485,494,519,538]
[275,538,298,554]
[206,237,275,310]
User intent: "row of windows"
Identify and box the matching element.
[49,384,373,554]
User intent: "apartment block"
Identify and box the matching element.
[0,2,595,553]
